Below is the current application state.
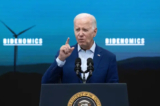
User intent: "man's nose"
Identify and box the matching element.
[78,30,84,36]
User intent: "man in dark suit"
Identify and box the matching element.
[41,13,119,83]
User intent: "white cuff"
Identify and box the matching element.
[56,57,66,67]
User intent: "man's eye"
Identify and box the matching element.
[83,29,88,31]
[76,29,80,31]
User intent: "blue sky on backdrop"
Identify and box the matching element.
[0,0,160,65]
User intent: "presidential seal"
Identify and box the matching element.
[67,91,101,106]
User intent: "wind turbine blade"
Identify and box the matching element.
[0,20,17,36]
[17,25,36,36]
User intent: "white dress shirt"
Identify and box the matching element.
[56,42,96,80]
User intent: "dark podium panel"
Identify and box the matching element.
[39,83,129,106]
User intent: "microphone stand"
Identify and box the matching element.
[75,66,94,84]
[82,68,93,84]
[75,69,87,84]
[82,72,86,84]
[74,65,83,81]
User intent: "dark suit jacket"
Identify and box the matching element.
[41,43,119,83]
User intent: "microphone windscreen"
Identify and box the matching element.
[87,58,93,65]
[75,58,81,65]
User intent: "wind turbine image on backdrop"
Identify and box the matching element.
[0,21,35,73]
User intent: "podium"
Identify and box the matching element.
[39,83,129,106]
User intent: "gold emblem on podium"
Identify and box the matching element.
[68,91,101,106]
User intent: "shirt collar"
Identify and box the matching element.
[78,41,96,53]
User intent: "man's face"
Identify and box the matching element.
[74,17,97,49]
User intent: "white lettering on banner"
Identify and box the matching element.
[105,38,145,46]
[3,38,43,46]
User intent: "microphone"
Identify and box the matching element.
[74,58,83,81]
[74,58,81,75]
[87,58,94,80]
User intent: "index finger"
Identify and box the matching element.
[65,37,70,44]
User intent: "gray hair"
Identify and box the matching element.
[74,13,97,29]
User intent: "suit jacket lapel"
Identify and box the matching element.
[93,44,102,71]
[87,44,102,83]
